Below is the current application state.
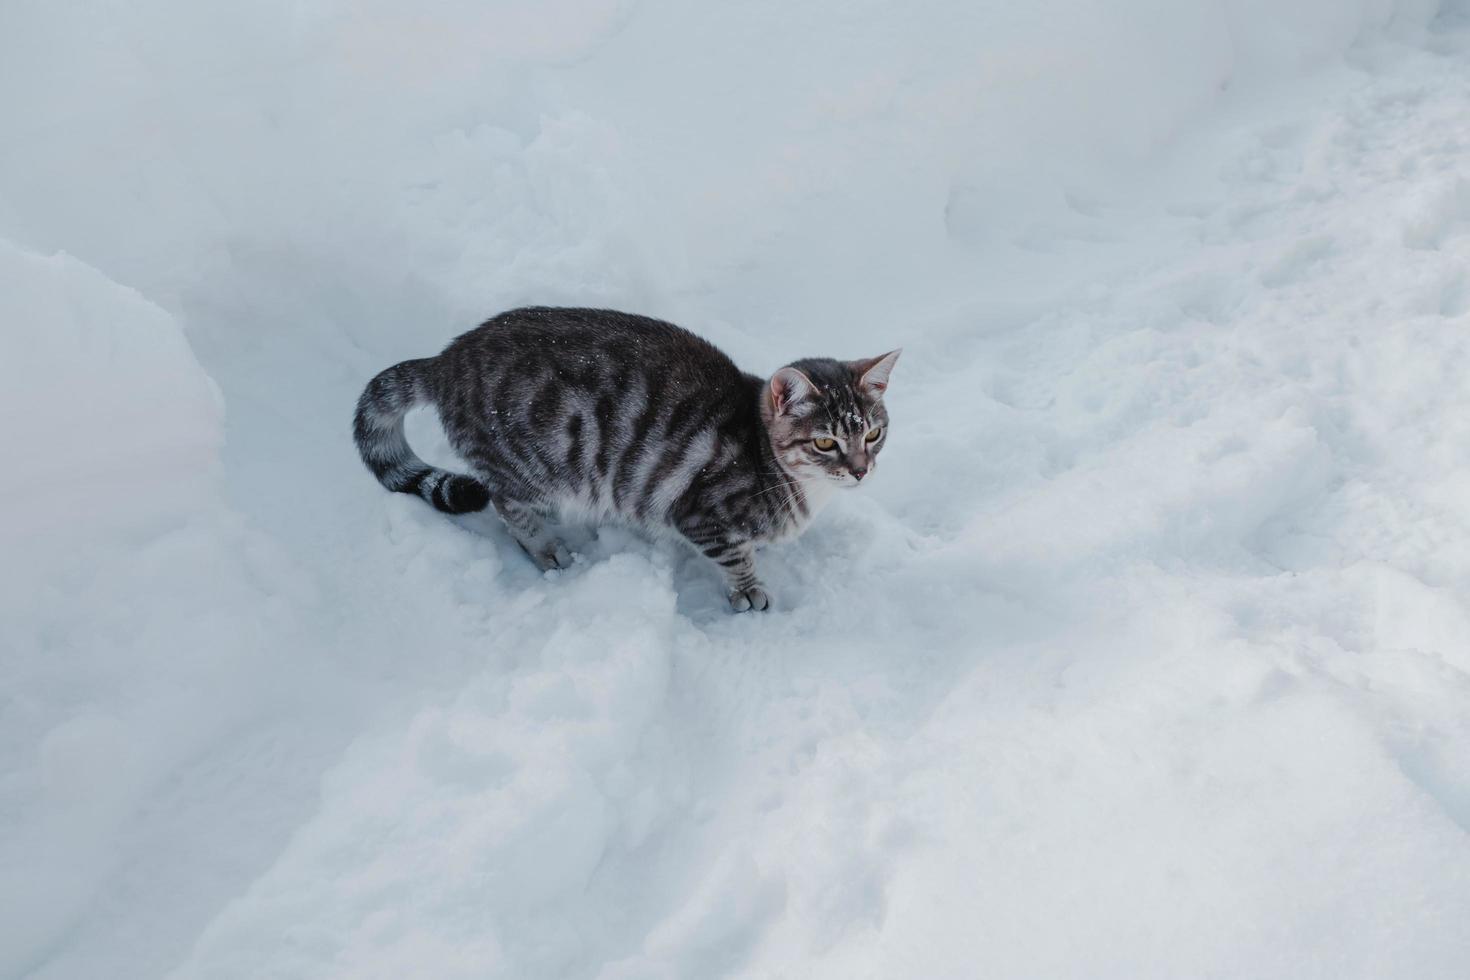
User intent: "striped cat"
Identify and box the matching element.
[354,307,899,611]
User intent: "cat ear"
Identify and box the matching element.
[769,366,817,416]
[851,349,901,398]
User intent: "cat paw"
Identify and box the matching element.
[728,585,772,613]
[545,541,573,570]
[521,540,573,571]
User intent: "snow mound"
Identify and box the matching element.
[0,242,318,979]
[0,241,221,540]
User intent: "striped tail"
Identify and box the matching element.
[353,357,491,515]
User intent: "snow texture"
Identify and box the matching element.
[5,1,1470,977]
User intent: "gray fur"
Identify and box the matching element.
[353,306,899,611]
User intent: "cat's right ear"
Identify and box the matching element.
[769,367,816,417]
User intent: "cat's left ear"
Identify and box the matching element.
[851,349,901,398]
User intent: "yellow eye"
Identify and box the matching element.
[812,437,837,451]
[864,427,883,443]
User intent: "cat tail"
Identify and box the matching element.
[353,357,491,515]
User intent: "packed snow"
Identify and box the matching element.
[5,1,1470,977]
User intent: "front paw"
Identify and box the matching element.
[520,539,573,571]
[728,584,772,613]
[541,541,573,571]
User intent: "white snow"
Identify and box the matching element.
[5,2,1470,977]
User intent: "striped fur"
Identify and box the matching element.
[352,358,491,515]
[353,307,899,611]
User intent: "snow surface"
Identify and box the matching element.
[5,2,1470,977]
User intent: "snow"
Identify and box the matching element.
[5,1,1470,977]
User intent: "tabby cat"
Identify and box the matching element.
[354,307,899,611]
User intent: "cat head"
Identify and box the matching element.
[761,350,900,487]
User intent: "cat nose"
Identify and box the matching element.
[851,467,867,481]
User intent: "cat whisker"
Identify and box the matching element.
[751,479,806,500]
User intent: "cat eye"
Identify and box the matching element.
[812,437,837,451]
[864,427,883,443]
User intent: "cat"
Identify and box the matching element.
[354,306,899,611]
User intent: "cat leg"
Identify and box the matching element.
[494,498,572,571]
[715,542,771,612]
[679,524,771,612]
